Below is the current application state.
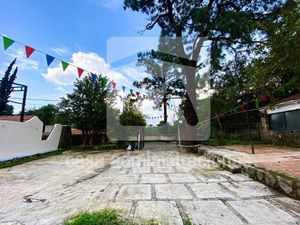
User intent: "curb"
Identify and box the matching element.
[199,147,300,200]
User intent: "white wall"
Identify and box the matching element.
[0,116,62,161]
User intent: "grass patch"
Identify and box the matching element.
[71,143,124,152]
[63,209,136,225]
[183,218,194,225]
[63,209,192,225]
[0,150,63,169]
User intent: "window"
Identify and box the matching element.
[269,109,300,131]
[285,110,300,130]
[270,113,286,130]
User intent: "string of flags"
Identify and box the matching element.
[145,113,177,120]
[198,100,258,128]
[2,35,143,97]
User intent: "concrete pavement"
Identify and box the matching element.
[0,143,299,224]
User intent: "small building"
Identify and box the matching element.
[260,94,300,146]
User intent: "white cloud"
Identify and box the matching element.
[6,48,39,71]
[118,65,148,82]
[55,86,67,93]
[50,47,69,56]
[42,51,132,87]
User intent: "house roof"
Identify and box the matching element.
[278,93,300,103]
[71,128,82,135]
[0,115,34,122]
[261,94,300,114]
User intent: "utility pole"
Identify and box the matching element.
[20,85,27,122]
[8,83,28,122]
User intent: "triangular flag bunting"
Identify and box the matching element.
[239,104,246,111]
[102,78,108,87]
[122,86,126,92]
[46,54,55,66]
[77,67,84,78]
[232,107,239,113]
[61,61,69,71]
[25,45,35,58]
[91,73,97,82]
[130,89,133,95]
[3,36,14,50]
[136,92,140,97]
[111,82,116,89]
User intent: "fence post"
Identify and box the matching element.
[246,107,255,154]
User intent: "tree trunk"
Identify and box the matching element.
[182,66,198,147]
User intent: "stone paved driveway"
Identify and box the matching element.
[1,143,300,224]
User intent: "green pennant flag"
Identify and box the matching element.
[61,61,69,71]
[130,89,134,95]
[3,36,14,50]
[102,77,108,87]
[232,107,239,113]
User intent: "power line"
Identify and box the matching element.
[10,97,60,102]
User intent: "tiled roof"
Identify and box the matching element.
[0,115,34,122]
[71,129,82,135]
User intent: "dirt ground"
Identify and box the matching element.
[220,145,300,154]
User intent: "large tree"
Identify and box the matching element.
[134,38,185,124]
[124,0,286,144]
[0,58,18,115]
[58,76,116,145]
[247,0,300,99]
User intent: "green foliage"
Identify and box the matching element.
[124,0,287,137]
[58,76,116,144]
[0,58,18,115]
[248,0,300,100]
[119,99,146,127]
[27,104,59,125]
[134,38,185,110]
[183,218,194,225]
[63,209,136,225]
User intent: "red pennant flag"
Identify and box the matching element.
[111,82,116,89]
[77,67,84,78]
[136,91,140,97]
[240,104,246,111]
[25,45,35,58]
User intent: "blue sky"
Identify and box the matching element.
[0,0,164,115]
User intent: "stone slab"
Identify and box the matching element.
[134,201,182,225]
[140,174,167,183]
[153,166,176,174]
[116,184,151,201]
[181,200,244,225]
[169,173,199,183]
[112,175,139,184]
[228,199,300,225]
[155,184,193,200]
[131,167,151,174]
[189,183,234,199]
[222,181,275,198]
